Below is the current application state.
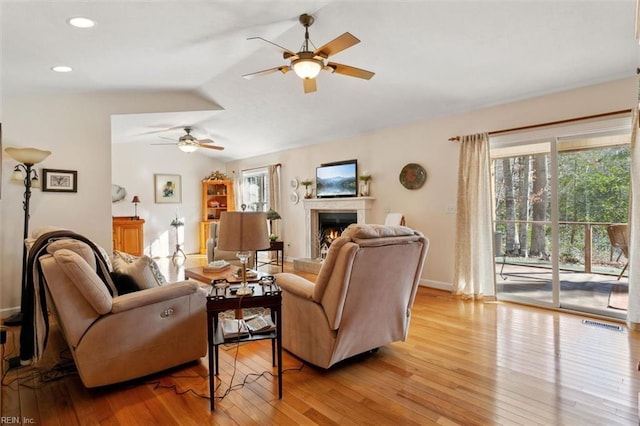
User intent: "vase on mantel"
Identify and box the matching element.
[359,172,372,197]
[359,181,369,197]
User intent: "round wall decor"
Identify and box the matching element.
[399,163,427,190]
[290,192,300,205]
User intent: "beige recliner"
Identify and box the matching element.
[206,221,253,266]
[276,224,429,368]
[37,234,207,388]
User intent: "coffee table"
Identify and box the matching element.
[184,265,265,285]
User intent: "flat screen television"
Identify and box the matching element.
[316,160,358,198]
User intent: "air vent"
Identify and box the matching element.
[582,319,624,332]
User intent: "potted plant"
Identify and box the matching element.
[301,179,313,198]
[170,216,184,228]
[359,171,372,196]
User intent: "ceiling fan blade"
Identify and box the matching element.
[303,78,317,94]
[150,143,177,146]
[198,144,224,151]
[247,36,296,58]
[159,136,176,141]
[314,32,360,58]
[326,62,375,80]
[197,138,215,144]
[242,65,290,79]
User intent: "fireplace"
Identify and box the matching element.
[301,197,375,259]
[318,212,357,253]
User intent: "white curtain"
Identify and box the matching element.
[453,133,495,298]
[233,171,242,210]
[627,103,639,329]
[268,164,281,236]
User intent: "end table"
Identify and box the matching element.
[206,282,282,410]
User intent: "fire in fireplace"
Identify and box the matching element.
[318,212,357,252]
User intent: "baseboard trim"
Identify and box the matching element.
[419,279,452,292]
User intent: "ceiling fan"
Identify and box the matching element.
[151,128,224,153]
[242,13,375,94]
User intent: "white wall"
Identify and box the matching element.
[111,141,225,257]
[1,90,220,316]
[1,77,635,316]
[225,77,637,289]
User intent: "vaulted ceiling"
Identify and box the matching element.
[3,1,638,161]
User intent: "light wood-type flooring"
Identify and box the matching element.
[2,256,640,425]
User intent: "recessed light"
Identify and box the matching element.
[67,17,95,28]
[51,66,73,73]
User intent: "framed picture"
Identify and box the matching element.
[154,174,182,203]
[42,169,78,193]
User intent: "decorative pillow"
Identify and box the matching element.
[113,250,137,263]
[113,251,167,286]
[109,272,141,295]
[112,255,163,290]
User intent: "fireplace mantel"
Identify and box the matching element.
[303,197,375,258]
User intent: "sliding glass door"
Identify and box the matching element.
[493,130,630,319]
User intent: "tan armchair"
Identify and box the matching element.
[276,224,429,368]
[206,221,253,266]
[36,234,207,388]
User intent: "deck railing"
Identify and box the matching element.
[494,220,626,275]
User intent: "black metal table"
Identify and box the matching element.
[205,283,282,410]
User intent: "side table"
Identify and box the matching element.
[255,240,284,272]
[206,283,282,410]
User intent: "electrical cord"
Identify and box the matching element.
[2,347,77,389]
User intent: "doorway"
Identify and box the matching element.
[492,129,630,319]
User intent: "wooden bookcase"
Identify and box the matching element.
[199,180,235,254]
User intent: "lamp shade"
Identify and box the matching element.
[217,211,270,252]
[177,142,198,153]
[266,209,281,220]
[11,169,23,181]
[5,147,51,165]
[292,57,323,79]
[131,195,140,203]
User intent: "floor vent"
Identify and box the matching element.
[582,319,624,332]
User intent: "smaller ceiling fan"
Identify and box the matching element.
[152,128,224,153]
[242,13,375,94]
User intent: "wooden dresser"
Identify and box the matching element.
[112,216,145,256]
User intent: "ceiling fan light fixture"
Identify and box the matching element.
[292,57,323,79]
[177,142,198,153]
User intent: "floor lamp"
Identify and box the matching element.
[3,147,51,326]
[217,211,270,296]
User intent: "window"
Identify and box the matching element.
[241,168,269,212]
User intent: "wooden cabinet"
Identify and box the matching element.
[112,216,145,256]
[200,180,235,254]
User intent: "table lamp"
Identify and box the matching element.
[131,195,140,218]
[217,211,270,295]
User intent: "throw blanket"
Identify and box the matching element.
[20,230,114,363]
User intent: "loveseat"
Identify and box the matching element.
[25,228,207,388]
[276,224,429,368]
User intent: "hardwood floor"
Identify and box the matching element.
[2,256,640,425]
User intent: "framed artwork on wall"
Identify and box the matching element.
[42,168,78,193]
[154,174,182,203]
